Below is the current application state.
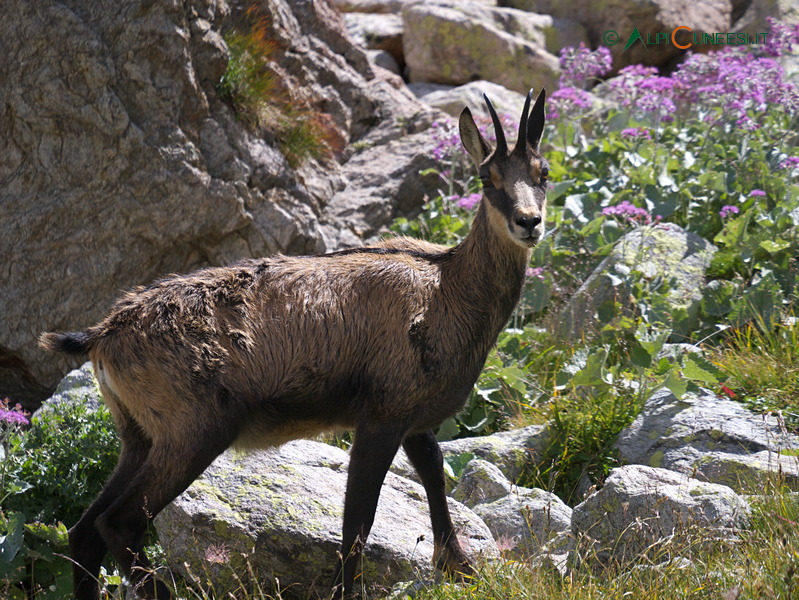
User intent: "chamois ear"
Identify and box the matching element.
[459,106,492,166]
[527,88,546,151]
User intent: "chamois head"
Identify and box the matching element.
[459,89,548,248]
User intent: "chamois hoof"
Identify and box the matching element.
[436,549,475,581]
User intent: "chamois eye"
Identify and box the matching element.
[479,175,492,188]
[540,167,549,182]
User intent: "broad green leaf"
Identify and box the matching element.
[701,279,738,317]
[682,354,722,385]
[759,238,791,254]
[0,512,25,564]
[664,370,688,399]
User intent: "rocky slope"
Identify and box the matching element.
[41,363,798,596]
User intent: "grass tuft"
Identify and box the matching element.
[217,6,341,167]
[713,318,799,433]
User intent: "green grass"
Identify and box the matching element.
[713,318,799,433]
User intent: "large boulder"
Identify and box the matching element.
[1,0,439,409]
[33,362,102,416]
[154,441,497,598]
[451,459,513,507]
[615,388,799,492]
[333,0,415,13]
[448,459,572,559]
[471,489,572,558]
[571,465,750,568]
[500,0,733,71]
[555,223,717,341]
[402,2,572,94]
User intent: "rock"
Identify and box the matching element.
[471,487,572,557]
[571,465,750,568]
[344,13,404,67]
[451,459,513,507]
[333,0,415,13]
[536,530,574,575]
[500,0,732,71]
[615,388,799,492]
[411,80,528,120]
[407,82,455,97]
[33,362,102,416]
[402,2,563,94]
[318,129,444,249]
[1,0,438,409]
[367,49,402,75]
[555,223,717,341]
[733,0,799,35]
[392,424,548,488]
[442,425,548,482]
[154,441,497,597]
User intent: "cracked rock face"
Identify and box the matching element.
[1,0,441,408]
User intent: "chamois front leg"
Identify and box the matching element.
[331,423,405,599]
[402,431,473,578]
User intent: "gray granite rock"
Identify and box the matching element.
[571,465,750,568]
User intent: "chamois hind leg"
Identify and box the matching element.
[331,423,405,599]
[71,416,151,600]
[402,431,473,578]
[94,424,236,600]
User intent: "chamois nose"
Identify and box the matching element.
[515,215,542,232]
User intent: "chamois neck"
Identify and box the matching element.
[442,200,531,343]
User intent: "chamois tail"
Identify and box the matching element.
[38,331,93,356]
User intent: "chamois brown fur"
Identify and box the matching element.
[39,89,548,600]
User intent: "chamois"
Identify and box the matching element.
[39,89,548,600]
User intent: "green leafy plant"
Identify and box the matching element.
[1,397,119,599]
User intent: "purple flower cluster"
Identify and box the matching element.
[764,16,799,57]
[596,20,799,129]
[549,86,594,120]
[621,127,652,140]
[676,45,799,128]
[430,119,462,163]
[453,192,482,210]
[602,200,653,225]
[781,156,799,169]
[606,65,679,121]
[0,398,29,426]
[549,44,613,119]
[559,43,612,88]
[549,20,799,126]
[750,189,767,197]
[719,205,740,218]
[525,266,545,279]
